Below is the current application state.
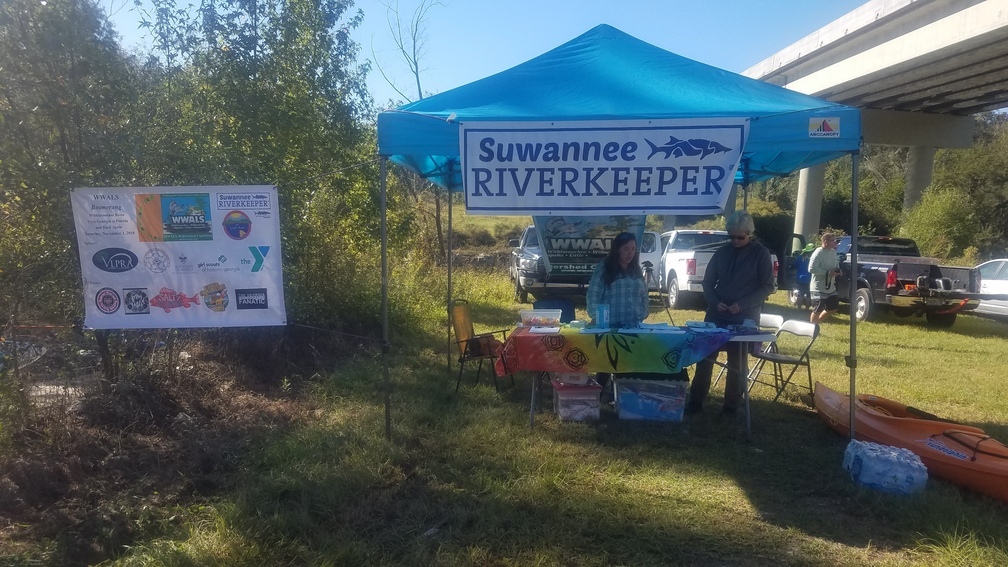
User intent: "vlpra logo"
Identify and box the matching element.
[247,246,270,272]
[92,248,138,273]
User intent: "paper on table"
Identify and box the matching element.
[690,327,728,333]
[575,326,680,334]
[638,322,674,330]
[528,326,561,334]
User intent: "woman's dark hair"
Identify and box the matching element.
[602,232,642,286]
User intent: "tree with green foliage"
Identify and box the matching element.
[929,112,1008,259]
[2,0,417,333]
[0,0,137,321]
[122,0,417,329]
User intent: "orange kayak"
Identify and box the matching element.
[814,382,1008,503]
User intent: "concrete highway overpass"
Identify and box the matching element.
[743,0,1008,239]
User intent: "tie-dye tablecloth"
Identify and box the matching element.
[495,326,733,375]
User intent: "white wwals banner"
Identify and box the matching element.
[460,118,749,215]
[71,185,286,329]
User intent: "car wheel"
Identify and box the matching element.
[854,288,873,322]
[925,311,957,327]
[890,306,916,318]
[787,289,802,307]
[666,277,680,309]
[514,280,528,304]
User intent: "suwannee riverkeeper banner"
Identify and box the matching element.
[460,118,748,215]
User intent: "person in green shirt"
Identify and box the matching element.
[809,231,842,324]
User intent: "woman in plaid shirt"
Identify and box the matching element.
[586,232,648,328]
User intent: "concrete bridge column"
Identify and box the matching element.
[794,163,827,240]
[904,146,936,210]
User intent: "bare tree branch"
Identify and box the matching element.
[370,41,412,103]
[379,0,444,101]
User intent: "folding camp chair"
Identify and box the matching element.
[449,299,512,393]
[746,319,819,401]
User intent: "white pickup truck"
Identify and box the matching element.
[657,229,779,308]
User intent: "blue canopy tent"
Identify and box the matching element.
[378,24,860,189]
[374,24,862,439]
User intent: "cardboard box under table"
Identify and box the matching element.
[615,378,688,422]
[550,376,601,421]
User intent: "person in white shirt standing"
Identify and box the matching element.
[809,232,842,324]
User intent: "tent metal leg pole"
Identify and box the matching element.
[381,158,391,442]
[447,176,454,373]
[848,151,860,441]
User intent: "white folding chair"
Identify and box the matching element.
[713,313,784,389]
[757,313,785,335]
[746,319,819,401]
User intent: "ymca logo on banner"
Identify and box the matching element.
[247,246,270,272]
[460,118,749,216]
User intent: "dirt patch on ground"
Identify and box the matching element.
[0,327,336,565]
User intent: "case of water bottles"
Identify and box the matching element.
[843,439,928,495]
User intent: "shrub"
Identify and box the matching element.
[452,231,470,248]
[470,228,496,248]
[900,188,978,260]
[493,222,523,243]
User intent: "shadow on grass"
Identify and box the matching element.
[274,358,1008,565]
[263,292,1008,564]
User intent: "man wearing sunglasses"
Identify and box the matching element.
[685,210,776,416]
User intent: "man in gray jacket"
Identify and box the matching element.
[685,211,776,415]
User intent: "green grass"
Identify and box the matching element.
[449,202,530,228]
[111,269,1008,566]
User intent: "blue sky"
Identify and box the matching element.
[107,0,867,106]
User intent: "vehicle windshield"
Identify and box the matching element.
[640,232,657,253]
[978,261,1006,280]
[669,233,729,252]
[523,227,539,248]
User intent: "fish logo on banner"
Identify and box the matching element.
[643,137,732,160]
[150,288,200,313]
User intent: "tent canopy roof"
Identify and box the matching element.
[377,24,860,190]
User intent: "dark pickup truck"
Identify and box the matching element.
[508,224,662,303]
[835,236,983,327]
[508,225,591,303]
